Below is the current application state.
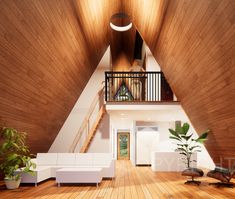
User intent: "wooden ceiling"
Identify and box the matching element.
[0,0,235,167]
[0,0,120,153]
[125,0,235,167]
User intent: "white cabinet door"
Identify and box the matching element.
[136,131,158,165]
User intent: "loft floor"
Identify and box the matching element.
[1,160,235,199]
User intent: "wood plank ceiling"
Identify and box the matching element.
[0,0,121,153]
[125,0,235,167]
[0,0,235,167]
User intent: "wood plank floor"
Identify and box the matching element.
[1,160,235,199]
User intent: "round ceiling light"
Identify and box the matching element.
[110,13,132,31]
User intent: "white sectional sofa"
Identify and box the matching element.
[18,153,115,186]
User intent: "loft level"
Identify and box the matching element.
[105,71,177,102]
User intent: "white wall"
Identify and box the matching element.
[188,123,215,169]
[145,46,161,72]
[49,46,111,152]
[108,106,215,169]
[154,122,176,152]
[130,121,136,165]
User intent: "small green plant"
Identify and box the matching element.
[169,122,209,168]
[0,127,36,181]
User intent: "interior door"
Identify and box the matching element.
[117,132,130,160]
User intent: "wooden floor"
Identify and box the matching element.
[1,160,235,199]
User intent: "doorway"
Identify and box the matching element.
[117,132,130,160]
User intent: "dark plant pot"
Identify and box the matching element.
[4,178,21,189]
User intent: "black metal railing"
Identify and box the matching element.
[105,71,175,102]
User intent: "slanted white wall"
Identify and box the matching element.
[189,124,214,169]
[49,46,111,152]
[145,46,161,72]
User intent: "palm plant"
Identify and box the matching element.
[0,127,36,188]
[169,122,209,168]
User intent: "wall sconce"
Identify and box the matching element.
[110,13,132,31]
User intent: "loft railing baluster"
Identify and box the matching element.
[104,71,174,103]
[155,73,157,101]
[153,72,154,101]
[157,73,160,101]
[150,73,152,101]
[105,72,107,101]
[159,72,161,101]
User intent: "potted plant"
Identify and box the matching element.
[169,122,209,168]
[0,127,36,189]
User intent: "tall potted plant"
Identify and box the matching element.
[169,122,209,168]
[0,127,36,189]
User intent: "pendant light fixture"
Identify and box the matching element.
[110,13,132,31]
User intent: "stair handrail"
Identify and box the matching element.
[69,85,105,152]
[79,105,106,153]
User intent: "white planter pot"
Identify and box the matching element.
[4,178,21,189]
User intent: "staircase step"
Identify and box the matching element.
[79,106,106,153]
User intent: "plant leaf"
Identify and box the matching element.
[177,148,187,153]
[177,144,184,146]
[175,124,184,134]
[189,145,201,150]
[169,136,181,142]
[181,133,193,141]
[195,132,209,143]
[169,129,181,139]
[182,123,190,135]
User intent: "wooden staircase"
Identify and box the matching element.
[80,105,106,153]
[69,86,106,153]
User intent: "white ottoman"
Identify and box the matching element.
[56,168,102,187]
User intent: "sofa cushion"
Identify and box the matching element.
[93,153,112,166]
[37,153,58,165]
[75,153,93,166]
[33,166,51,171]
[57,153,76,165]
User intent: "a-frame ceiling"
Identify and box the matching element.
[125,0,235,167]
[0,0,235,167]
[0,0,121,153]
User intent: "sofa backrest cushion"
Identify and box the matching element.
[37,153,58,165]
[75,153,93,166]
[57,153,76,165]
[92,153,112,166]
